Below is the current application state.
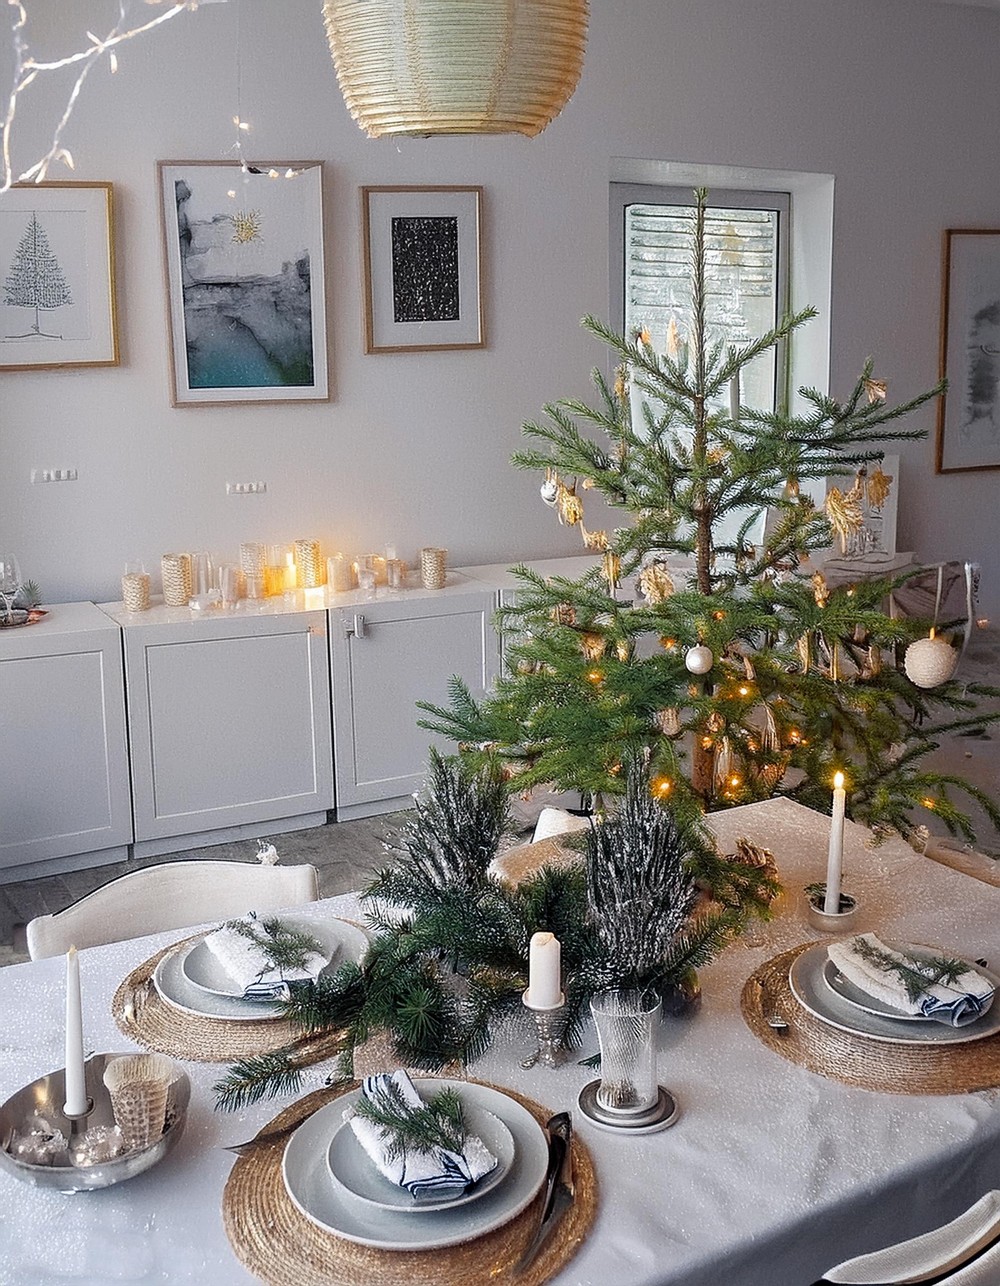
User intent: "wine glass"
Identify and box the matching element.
[0,554,21,623]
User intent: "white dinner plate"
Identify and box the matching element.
[282,1080,549,1250]
[788,944,1000,1046]
[181,917,366,1000]
[823,946,996,1025]
[326,1101,514,1213]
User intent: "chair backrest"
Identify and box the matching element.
[26,860,320,960]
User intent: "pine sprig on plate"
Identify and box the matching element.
[852,937,970,1001]
[354,1081,466,1161]
[223,915,323,973]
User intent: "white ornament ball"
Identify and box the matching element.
[685,644,714,675]
[540,479,559,506]
[904,635,958,689]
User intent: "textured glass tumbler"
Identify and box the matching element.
[590,988,661,1114]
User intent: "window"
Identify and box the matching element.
[610,184,791,416]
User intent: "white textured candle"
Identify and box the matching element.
[823,772,847,914]
[527,931,562,1009]
[63,946,89,1116]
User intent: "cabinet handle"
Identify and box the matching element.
[346,613,367,639]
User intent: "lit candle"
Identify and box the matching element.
[64,946,89,1117]
[526,931,562,1009]
[823,771,847,914]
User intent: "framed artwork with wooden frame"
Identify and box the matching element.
[157,160,329,405]
[0,182,118,371]
[937,228,1000,473]
[361,185,484,353]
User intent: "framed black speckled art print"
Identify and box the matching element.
[361,186,483,353]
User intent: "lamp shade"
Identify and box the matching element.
[323,0,589,138]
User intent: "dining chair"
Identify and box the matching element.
[25,859,320,960]
[812,1189,1000,1284]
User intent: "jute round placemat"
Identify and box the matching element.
[111,936,345,1066]
[222,1080,597,1286]
[742,943,1000,1094]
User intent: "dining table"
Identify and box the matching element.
[3,796,1000,1286]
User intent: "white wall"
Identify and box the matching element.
[4,0,1000,617]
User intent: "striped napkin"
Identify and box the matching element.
[348,1071,497,1200]
[202,919,329,1000]
[827,933,994,1027]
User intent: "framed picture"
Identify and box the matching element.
[937,228,1000,472]
[0,182,118,371]
[157,161,328,405]
[361,185,483,353]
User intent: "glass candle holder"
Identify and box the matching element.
[294,539,324,588]
[121,563,150,612]
[160,553,192,607]
[327,554,356,594]
[420,547,448,590]
[386,558,407,590]
[590,988,661,1115]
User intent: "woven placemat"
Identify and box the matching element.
[222,1080,597,1286]
[111,935,344,1066]
[742,943,1000,1094]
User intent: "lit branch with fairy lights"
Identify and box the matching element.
[2,1,215,193]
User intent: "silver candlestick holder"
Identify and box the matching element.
[521,991,566,1069]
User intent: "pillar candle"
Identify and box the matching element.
[823,771,847,914]
[64,946,89,1116]
[526,931,562,1008]
[729,372,740,421]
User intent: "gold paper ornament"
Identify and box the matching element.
[580,632,605,661]
[556,481,584,526]
[581,524,609,551]
[550,602,576,627]
[655,707,681,736]
[665,317,682,357]
[615,640,631,662]
[864,376,887,404]
[638,561,675,604]
[812,571,829,607]
[866,464,893,509]
[784,476,800,499]
[602,551,621,588]
[825,486,864,554]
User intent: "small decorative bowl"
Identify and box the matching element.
[0,1053,189,1192]
[806,888,861,934]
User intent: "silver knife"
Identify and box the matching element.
[513,1111,575,1277]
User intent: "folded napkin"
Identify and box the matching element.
[827,933,994,1027]
[348,1070,497,1200]
[202,917,330,1000]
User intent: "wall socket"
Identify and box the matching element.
[226,481,267,495]
[31,468,78,483]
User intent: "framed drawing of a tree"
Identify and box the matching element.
[0,183,119,370]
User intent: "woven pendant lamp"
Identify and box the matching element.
[323,0,588,138]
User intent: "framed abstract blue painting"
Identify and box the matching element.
[158,161,329,405]
[361,185,483,354]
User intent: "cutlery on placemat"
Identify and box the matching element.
[513,1111,575,1277]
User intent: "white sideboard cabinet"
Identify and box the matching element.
[105,602,334,857]
[329,581,500,819]
[0,602,131,881]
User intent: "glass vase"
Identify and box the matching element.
[590,988,661,1115]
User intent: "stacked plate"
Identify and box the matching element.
[151,917,368,1021]
[282,1079,551,1251]
[788,941,1000,1046]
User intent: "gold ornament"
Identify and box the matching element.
[797,632,811,673]
[550,603,576,627]
[665,317,682,357]
[580,632,605,661]
[556,480,584,526]
[581,524,609,551]
[866,464,893,510]
[825,486,864,554]
[638,561,675,604]
[655,708,681,736]
[864,376,887,404]
[713,737,734,792]
[582,477,597,490]
[602,551,621,589]
[812,571,829,607]
[230,209,263,245]
[615,639,631,662]
[784,476,800,499]
[867,644,883,676]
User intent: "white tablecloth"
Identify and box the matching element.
[2,797,1000,1286]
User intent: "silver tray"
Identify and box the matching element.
[0,1052,190,1191]
[789,944,1000,1046]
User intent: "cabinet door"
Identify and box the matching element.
[0,608,131,873]
[126,612,333,842]
[330,592,499,813]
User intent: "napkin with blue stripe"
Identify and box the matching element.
[348,1070,497,1200]
[202,918,330,1001]
[827,933,994,1027]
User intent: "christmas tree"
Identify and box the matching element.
[420,190,1000,843]
[3,211,72,337]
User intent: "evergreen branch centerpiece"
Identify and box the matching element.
[214,751,775,1110]
[418,189,1000,842]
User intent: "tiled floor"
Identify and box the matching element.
[3,632,998,968]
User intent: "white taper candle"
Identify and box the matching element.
[526,931,562,1009]
[823,772,847,914]
[63,946,89,1116]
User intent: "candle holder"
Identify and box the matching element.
[521,991,566,1069]
[805,885,861,933]
[0,1053,189,1192]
